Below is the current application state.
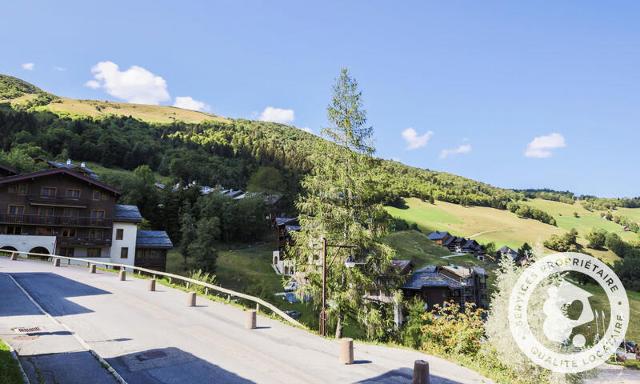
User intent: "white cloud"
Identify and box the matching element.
[85,80,100,89]
[525,133,566,158]
[173,96,210,112]
[300,127,312,133]
[440,144,472,159]
[401,128,433,150]
[53,66,66,72]
[85,61,170,104]
[259,107,295,124]
[21,63,34,71]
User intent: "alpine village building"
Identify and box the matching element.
[0,160,172,270]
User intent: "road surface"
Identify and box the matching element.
[0,257,493,384]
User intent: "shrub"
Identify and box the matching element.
[419,301,485,356]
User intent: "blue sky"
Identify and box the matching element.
[2,1,639,197]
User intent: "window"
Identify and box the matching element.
[92,190,101,201]
[41,187,57,197]
[8,205,24,215]
[88,230,103,240]
[61,228,76,237]
[120,247,128,259]
[86,248,101,258]
[6,226,22,235]
[91,210,105,219]
[8,184,28,195]
[59,248,74,257]
[90,210,105,224]
[116,228,124,240]
[66,189,81,198]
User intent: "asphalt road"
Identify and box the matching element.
[0,257,494,384]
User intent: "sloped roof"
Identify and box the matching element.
[0,163,18,176]
[403,266,462,290]
[0,168,120,194]
[427,231,450,241]
[275,217,298,226]
[498,245,517,254]
[136,230,173,249]
[114,204,143,223]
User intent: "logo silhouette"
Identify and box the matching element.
[542,281,594,348]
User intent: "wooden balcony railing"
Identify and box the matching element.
[0,214,112,228]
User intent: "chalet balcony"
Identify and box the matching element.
[57,236,112,247]
[26,194,89,208]
[0,213,112,228]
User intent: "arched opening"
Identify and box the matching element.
[0,246,18,257]
[29,246,50,255]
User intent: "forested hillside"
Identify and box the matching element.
[0,75,521,209]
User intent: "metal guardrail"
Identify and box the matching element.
[2,250,303,328]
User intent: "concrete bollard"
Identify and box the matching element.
[339,338,354,365]
[53,258,61,267]
[246,310,257,329]
[119,270,126,281]
[412,360,430,384]
[149,278,156,292]
[10,253,16,261]
[89,264,96,274]
[187,292,196,307]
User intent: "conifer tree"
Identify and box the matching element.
[293,68,396,338]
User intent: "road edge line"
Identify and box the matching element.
[6,273,128,384]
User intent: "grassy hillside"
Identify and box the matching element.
[38,97,229,124]
[385,197,640,264]
[387,197,563,248]
[383,230,486,268]
[524,199,637,242]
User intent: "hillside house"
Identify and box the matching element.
[427,231,451,245]
[272,216,300,275]
[0,160,173,270]
[497,246,518,261]
[402,264,488,309]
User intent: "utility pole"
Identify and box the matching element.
[320,237,327,337]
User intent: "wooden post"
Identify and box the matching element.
[89,264,96,274]
[339,338,354,365]
[53,258,61,267]
[10,252,16,261]
[246,310,257,329]
[119,270,126,281]
[412,360,430,384]
[187,292,196,307]
[149,278,156,291]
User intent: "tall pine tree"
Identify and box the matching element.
[293,68,396,338]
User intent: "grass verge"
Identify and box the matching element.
[0,339,24,384]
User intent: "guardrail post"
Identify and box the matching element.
[89,264,96,274]
[246,310,257,329]
[412,360,430,384]
[339,338,354,365]
[53,258,61,267]
[149,278,156,292]
[119,270,126,281]
[187,292,196,307]
[10,252,16,261]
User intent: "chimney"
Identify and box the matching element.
[66,159,72,166]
